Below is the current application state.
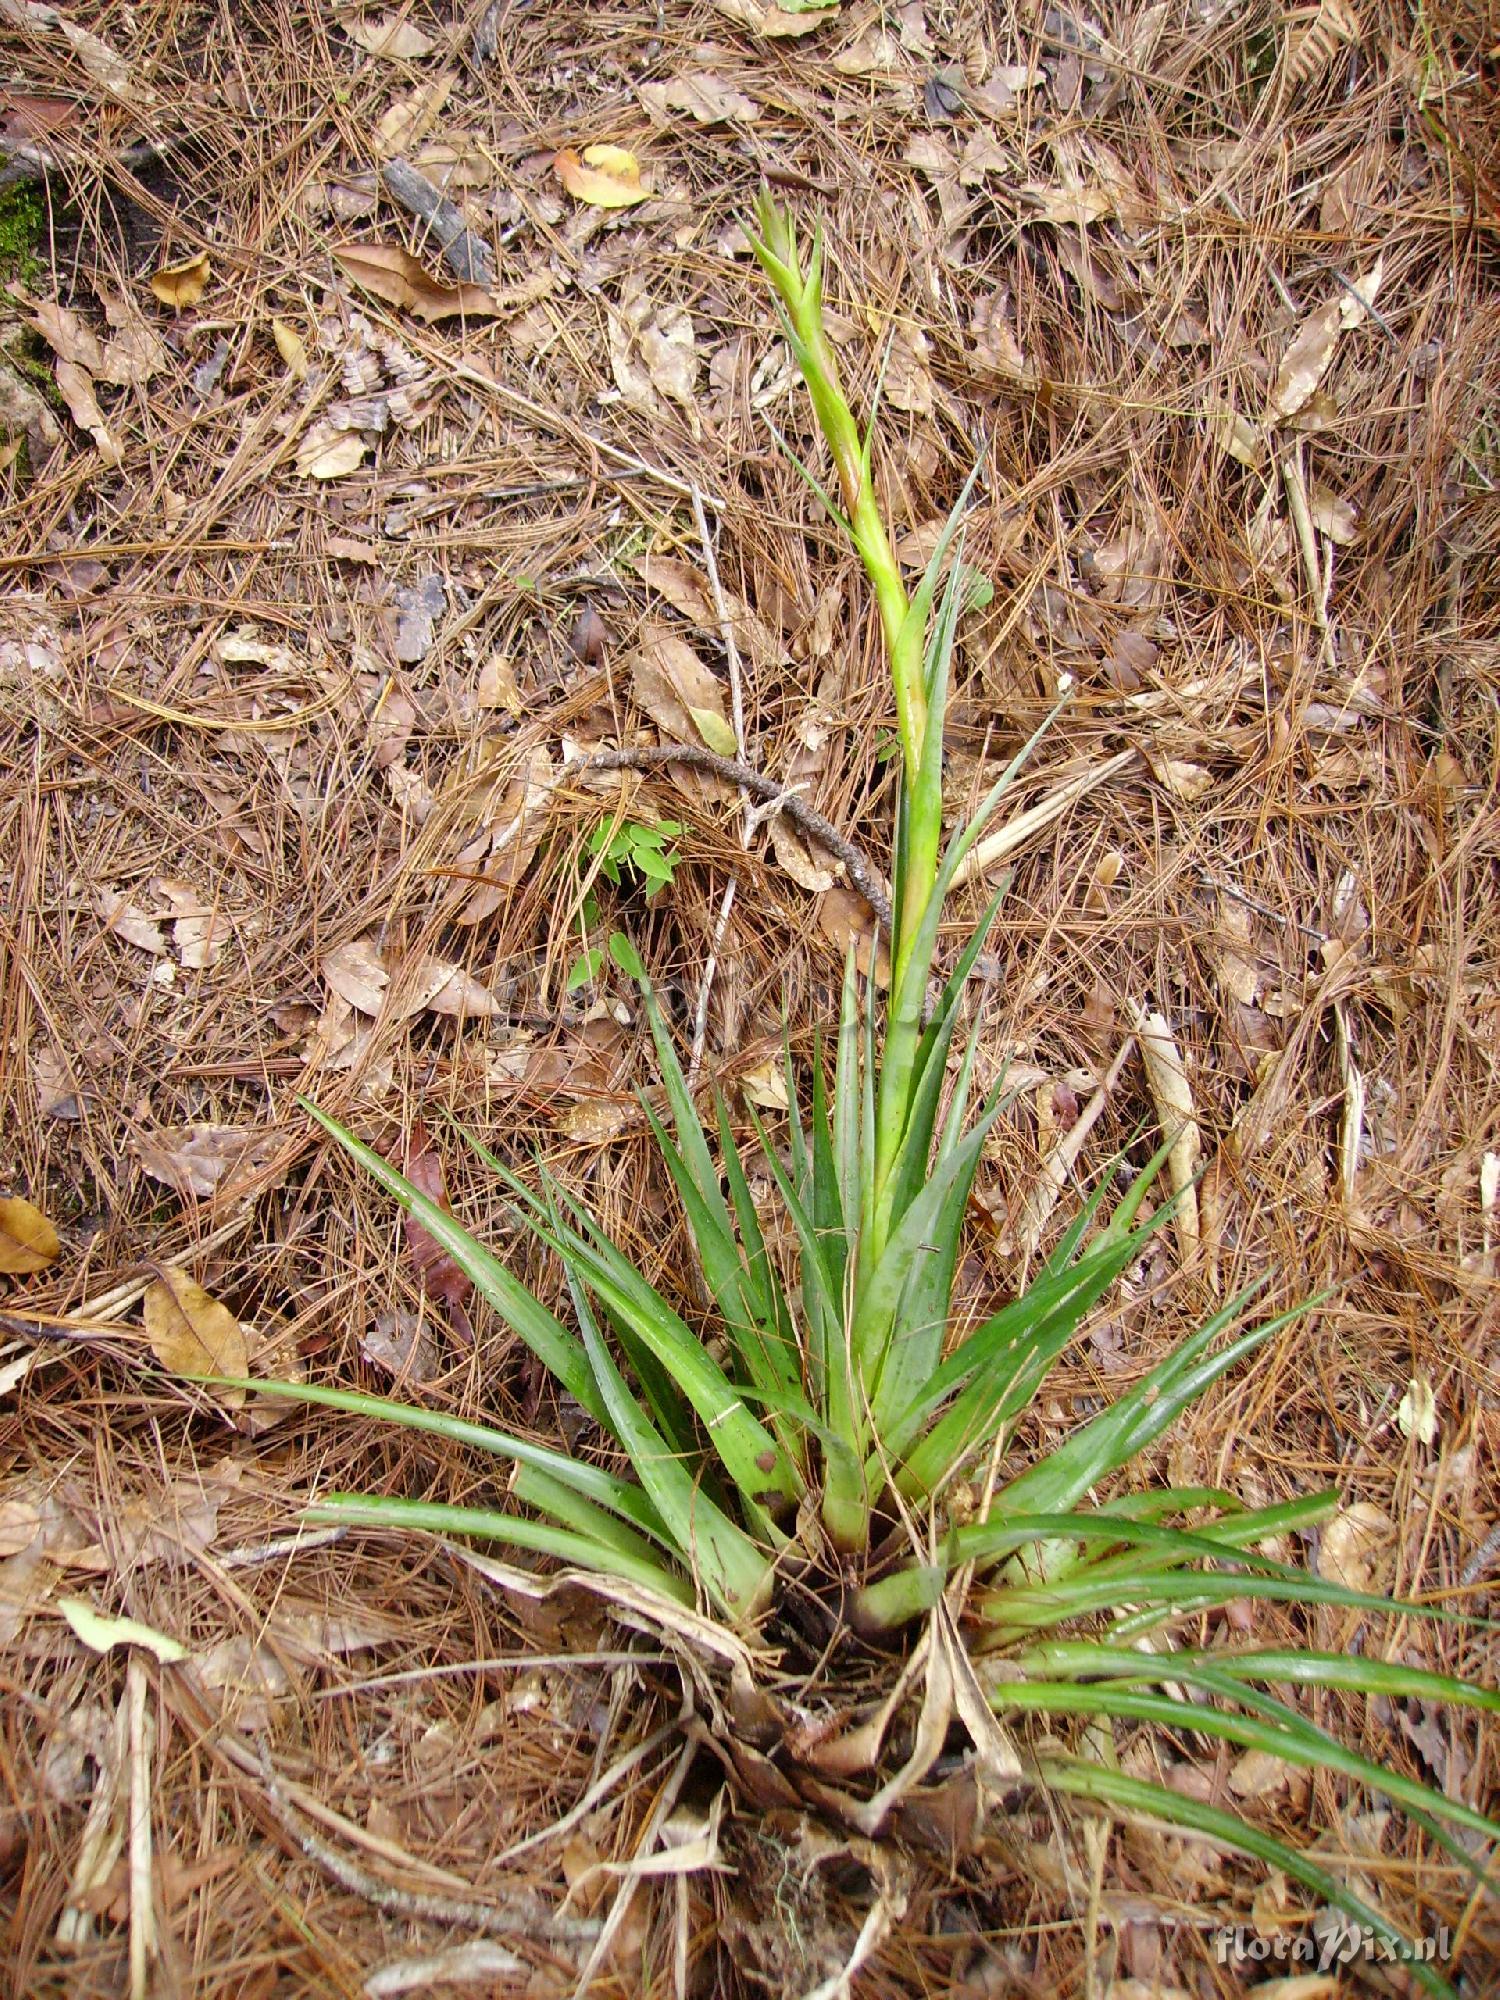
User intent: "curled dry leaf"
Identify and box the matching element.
[387,953,501,1019]
[341,10,437,58]
[144,1267,248,1395]
[638,73,760,125]
[55,19,155,105]
[819,884,889,986]
[0,1499,41,1559]
[374,70,454,155]
[134,1124,281,1200]
[0,1195,61,1275]
[553,143,649,209]
[1208,408,1263,467]
[607,275,701,434]
[92,886,167,954]
[629,625,731,752]
[633,551,786,673]
[149,251,211,310]
[333,243,498,321]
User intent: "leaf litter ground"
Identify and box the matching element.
[0,0,1497,1993]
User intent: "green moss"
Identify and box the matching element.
[0,181,46,293]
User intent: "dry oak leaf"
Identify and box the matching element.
[333,242,498,321]
[135,1124,280,1200]
[638,73,760,125]
[553,143,650,208]
[340,9,437,58]
[0,1196,61,1275]
[55,18,155,105]
[144,1267,248,1392]
[149,251,211,310]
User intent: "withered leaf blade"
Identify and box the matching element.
[0,1196,61,1275]
[333,243,498,322]
[144,1267,248,1396]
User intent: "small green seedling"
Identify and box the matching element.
[566,817,683,991]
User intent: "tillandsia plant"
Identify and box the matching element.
[247,198,1499,1989]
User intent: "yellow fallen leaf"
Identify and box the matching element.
[554,143,649,209]
[150,250,211,310]
[271,317,308,379]
[0,1195,61,1275]
[332,242,498,321]
[144,1268,248,1393]
[57,1597,188,1663]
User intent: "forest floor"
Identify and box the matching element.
[0,0,1497,1994]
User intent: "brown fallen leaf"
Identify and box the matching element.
[333,242,498,321]
[632,553,785,674]
[1268,299,1341,421]
[29,301,104,375]
[56,18,155,105]
[0,1196,61,1275]
[149,251,211,310]
[607,276,700,434]
[0,1498,41,1559]
[340,9,437,58]
[818,885,889,986]
[54,361,122,465]
[322,935,390,1014]
[399,1122,475,1347]
[553,143,650,209]
[629,625,732,752]
[638,73,760,125]
[134,1125,280,1200]
[144,1268,248,1396]
[92,886,167,954]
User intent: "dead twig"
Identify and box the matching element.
[380,156,496,287]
